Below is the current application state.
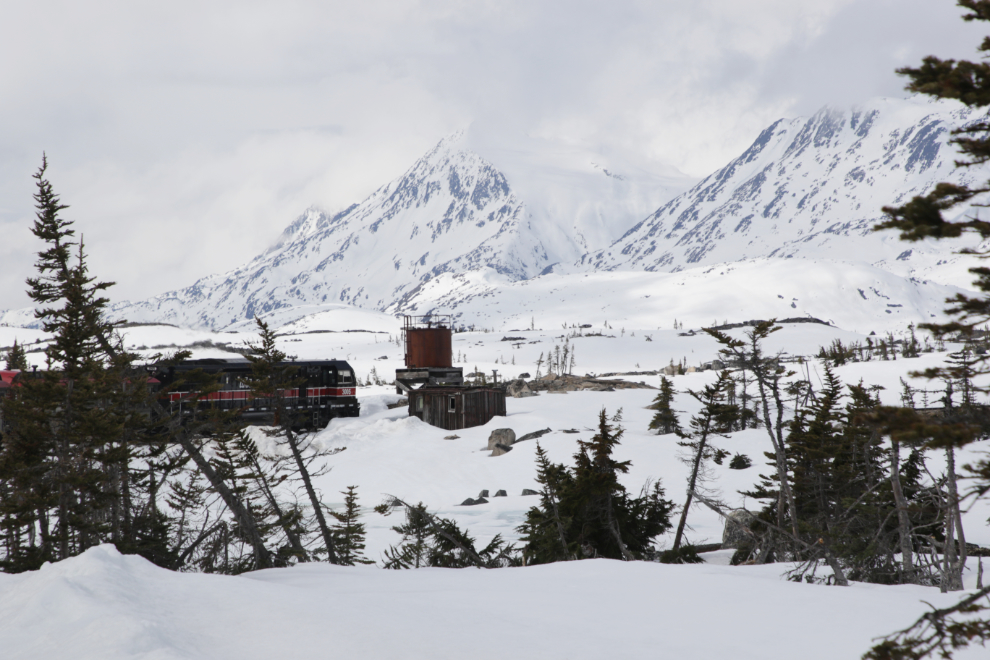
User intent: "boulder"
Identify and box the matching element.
[722,510,757,549]
[491,443,513,457]
[487,428,516,451]
[506,379,536,398]
[521,489,539,496]
[494,490,507,497]
[516,428,552,443]
[478,490,490,498]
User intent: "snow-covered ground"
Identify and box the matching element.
[1,544,986,660]
[2,305,990,659]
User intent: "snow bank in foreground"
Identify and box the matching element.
[0,545,984,660]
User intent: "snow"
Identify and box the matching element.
[3,287,990,659]
[3,96,990,659]
[588,96,990,291]
[397,257,970,333]
[0,544,986,660]
[91,96,990,332]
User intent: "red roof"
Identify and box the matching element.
[0,370,20,388]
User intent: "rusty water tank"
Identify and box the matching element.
[403,316,453,368]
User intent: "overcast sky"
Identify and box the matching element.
[0,0,984,311]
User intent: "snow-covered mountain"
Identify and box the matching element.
[53,96,990,332]
[112,131,687,329]
[582,97,989,288]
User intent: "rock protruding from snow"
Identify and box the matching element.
[722,510,757,550]
[506,379,536,398]
[529,374,656,393]
[516,428,552,443]
[487,428,516,451]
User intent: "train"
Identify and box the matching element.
[0,358,360,433]
[150,358,361,428]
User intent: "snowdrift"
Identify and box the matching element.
[0,545,984,660]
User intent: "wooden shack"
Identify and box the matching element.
[408,386,506,431]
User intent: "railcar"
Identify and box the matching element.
[151,358,360,429]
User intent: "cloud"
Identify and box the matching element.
[0,0,982,310]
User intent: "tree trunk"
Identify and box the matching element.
[606,497,635,561]
[942,447,965,592]
[673,430,709,551]
[243,450,308,562]
[888,438,916,583]
[285,429,338,564]
[176,434,271,570]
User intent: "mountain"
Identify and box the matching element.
[112,131,688,329]
[55,97,990,332]
[580,97,989,289]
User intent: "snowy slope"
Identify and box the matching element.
[3,545,986,660]
[111,131,688,330]
[394,257,971,334]
[583,97,990,288]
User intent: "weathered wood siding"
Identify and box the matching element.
[409,387,506,430]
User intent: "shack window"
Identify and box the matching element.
[448,396,456,413]
[417,396,424,412]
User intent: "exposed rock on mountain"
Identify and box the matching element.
[113,131,682,329]
[582,97,988,287]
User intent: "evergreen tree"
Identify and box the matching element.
[648,377,680,435]
[0,158,124,566]
[3,340,28,371]
[381,502,432,569]
[669,371,734,556]
[865,4,990,655]
[519,410,674,563]
[705,322,801,541]
[331,486,373,565]
[380,498,517,569]
[243,317,344,563]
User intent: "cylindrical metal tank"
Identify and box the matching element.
[405,327,452,368]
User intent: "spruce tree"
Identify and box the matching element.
[669,371,735,556]
[331,486,373,565]
[380,498,517,569]
[865,3,990,655]
[381,502,432,569]
[3,340,28,371]
[517,442,575,564]
[0,158,123,565]
[648,377,680,435]
[243,316,344,563]
[519,409,674,563]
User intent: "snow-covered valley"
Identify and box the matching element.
[3,94,990,660]
[2,311,990,660]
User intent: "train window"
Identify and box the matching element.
[338,370,353,384]
[417,396,423,412]
[448,396,456,413]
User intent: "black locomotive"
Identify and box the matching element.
[151,358,360,429]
